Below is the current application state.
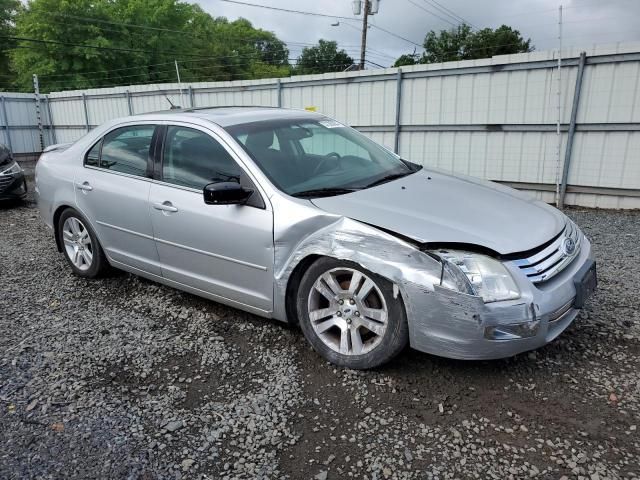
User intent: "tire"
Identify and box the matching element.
[57,208,109,278]
[296,257,408,369]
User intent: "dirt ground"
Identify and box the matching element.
[1,190,639,479]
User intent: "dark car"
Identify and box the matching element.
[0,143,27,201]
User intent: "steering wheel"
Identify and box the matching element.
[311,152,342,176]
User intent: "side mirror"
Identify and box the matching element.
[203,182,253,205]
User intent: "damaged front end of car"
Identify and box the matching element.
[272,198,594,360]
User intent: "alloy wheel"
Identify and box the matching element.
[307,267,388,356]
[62,217,93,271]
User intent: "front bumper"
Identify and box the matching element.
[0,173,27,201]
[406,236,596,360]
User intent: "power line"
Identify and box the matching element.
[404,0,457,27]
[0,26,395,81]
[364,59,386,68]
[421,0,476,28]
[1,55,294,85]
[361,20,422,47]
[0,35,542,87]
[219,0,422,47]
[33,60,360,92]
[0,45,363,90]
[220,0,354,20]
[0,42,387,81]
[1,35,228,58]
[335,20,405,60]
[46,6,434,55]
[14,13,382,65]
[45,11,220,38]
[43,11,327,48]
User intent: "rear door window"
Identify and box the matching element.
[96,125,155,176]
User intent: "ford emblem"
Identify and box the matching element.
[561,237,576,256]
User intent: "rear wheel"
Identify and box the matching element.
[57,208,108,278]
[297,257,408,369]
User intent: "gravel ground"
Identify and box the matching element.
[1,193,639,479]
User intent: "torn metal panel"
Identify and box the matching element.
[271,195,444,322]
[269,191,593,360]
[273,215,444,304]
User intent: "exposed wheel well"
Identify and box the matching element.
[284,254,321,326]
[284,254,408,328]
[52,205,73,252]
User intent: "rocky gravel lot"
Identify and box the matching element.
[1,196,639,480]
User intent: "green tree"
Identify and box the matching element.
[464,25,533,60]
[393,53,419,68]
[9,0,291,92]
[295,40,354,75]
[0,0,20,91]
[422,24,474,63]
[394,24,533,66]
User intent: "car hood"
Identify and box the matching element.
[310,169,566,255]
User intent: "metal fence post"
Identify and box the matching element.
[125,90,133,115]
[46,96,57,145]
[393,68,403,154]
[33,74,45,151]
[559,52,587,209]
[0,96,12,152]
[189,86,195,108]
[82,93,90,132]
[276,78,282,108]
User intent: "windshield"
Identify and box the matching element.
[226,118,420,197]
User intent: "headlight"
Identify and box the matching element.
[429,250,520,303]
[0,161,22,176]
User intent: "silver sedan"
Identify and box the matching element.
[35,107,597,369]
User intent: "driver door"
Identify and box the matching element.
[149,124,274,313]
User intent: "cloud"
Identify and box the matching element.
[198,0,640,66]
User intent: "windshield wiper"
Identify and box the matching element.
[291,187,359,198]
[360,171,413,189]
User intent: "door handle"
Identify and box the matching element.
[75,181,93,192]
[153,201,178,213]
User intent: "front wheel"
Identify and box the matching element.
[57,208,109,278]
[297,257,409,369]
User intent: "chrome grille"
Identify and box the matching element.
[510,221,582,284]
[0,175,14,190]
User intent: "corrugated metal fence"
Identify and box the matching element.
[2,43,640,208]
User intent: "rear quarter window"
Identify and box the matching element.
[86,125,155,177]
[85,140,101,167]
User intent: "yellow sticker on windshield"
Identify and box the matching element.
[304,106,317,112]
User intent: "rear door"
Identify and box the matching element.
[149,123,274,313]
[75,124,161,275]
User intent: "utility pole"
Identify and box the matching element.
[353,0,380,71]
[360,0,370,70]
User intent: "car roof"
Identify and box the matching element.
[134,106,326,127]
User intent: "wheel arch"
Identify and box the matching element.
[52,204,74,252]
[284,254,321,326]
[283,253,409,327]
[274,216,441,330]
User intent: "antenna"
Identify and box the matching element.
[175,60,186,108]
[165,95,180,110]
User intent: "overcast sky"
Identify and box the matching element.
[198,0,640,67]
